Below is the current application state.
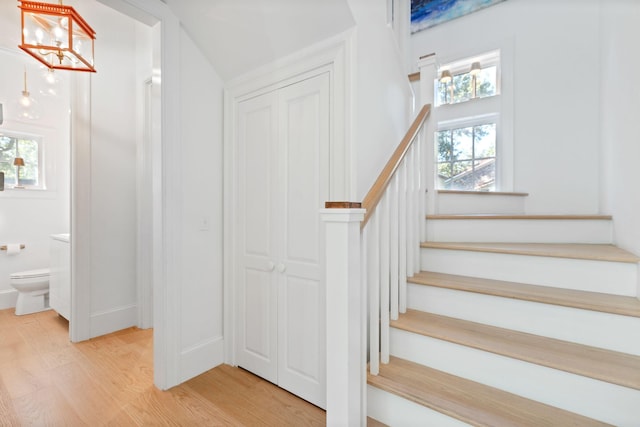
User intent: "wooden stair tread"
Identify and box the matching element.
[437,190,529,196]
[368,356,612,427]
[409,271,640,318]
[420,242,640,263]
[392,310,640,390]
[427,214,612,220]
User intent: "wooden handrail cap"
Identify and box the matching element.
[325,201,362,209]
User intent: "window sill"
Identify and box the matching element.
[0,188,58,200]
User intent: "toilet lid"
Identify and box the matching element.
[10,268,50,279]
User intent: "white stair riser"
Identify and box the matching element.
[426,220,612,243]
[390,329,640,427]
[407,284,640,355]
[421,248,638,296]
[436,194,525,215]
[367,385,471,427]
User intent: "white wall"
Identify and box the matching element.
[0,48,70,309]
[411,0,602,214]
[600,1,640,255]
[348,0,413,200]
[81,1,140,335]
[177,27,225,381]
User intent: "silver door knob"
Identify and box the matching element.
[267,261,276,272]
[277,263,286,273]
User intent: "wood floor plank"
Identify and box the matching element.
[0,376,21,426]
[409,271,640,317]
[0,308,329,425]
[393,309,640,390]
[368,356,613,427]
[50,360,126,425]
[420,242,640,263]
[11,385,87,426]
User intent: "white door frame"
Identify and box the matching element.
[73,0,182,390]
[223,31,354,366]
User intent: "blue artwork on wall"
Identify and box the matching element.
[411,0,506,33]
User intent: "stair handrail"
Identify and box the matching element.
[361,104,431,229]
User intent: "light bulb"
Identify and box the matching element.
[45,69,56,84]
[54,26,64,42]
[20,92,32,107]
[35,28,44,43]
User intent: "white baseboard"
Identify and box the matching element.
[0,289,18,310]
[179,336,225,384]
[90,304,138,338]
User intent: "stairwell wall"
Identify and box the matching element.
[600,1,640,257]
[347,0,414,200]
[410,0,602,214]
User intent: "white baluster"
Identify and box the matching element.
[413,143,421,275]
[360,226,368,374]
[380,191,390,364]
[406,150,414,278]
[389,174,399,321]
[419,131,428,242]
[368,211,380,375]
[398,161,407,314]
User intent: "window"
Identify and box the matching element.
[437,123,496,191]
[0,132,43,189]
[434,50,501,191]
[437,65,497,106]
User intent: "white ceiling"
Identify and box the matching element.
[161,0,355,80]
[1,0,355,81]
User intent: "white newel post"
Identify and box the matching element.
[418,53,438,215]
[321,205,366,427]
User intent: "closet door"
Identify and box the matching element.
[276,73,329,408]
[236,90,279,383]
[236,72,330,408]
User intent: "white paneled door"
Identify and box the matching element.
[236,72,330,409]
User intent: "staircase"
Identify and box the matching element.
[366,210,640,426]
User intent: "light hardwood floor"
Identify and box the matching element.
[0,308,374,426]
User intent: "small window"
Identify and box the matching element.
[0,132,43,189]
[435,50,500,107]
[436,123,496,191]
[437,65,498,106]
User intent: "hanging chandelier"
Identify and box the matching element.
[18,0,96,72]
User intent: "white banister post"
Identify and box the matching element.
[418,53,438,215]
[321,204,366,427]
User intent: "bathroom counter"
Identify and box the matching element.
[50,234,71,320]
[51,233,70,243]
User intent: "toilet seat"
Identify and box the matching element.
[10,268,50,280]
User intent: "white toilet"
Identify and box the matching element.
[10,268,51,315]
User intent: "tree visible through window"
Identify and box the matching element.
[0,133,42,188]
[437,123,496,191]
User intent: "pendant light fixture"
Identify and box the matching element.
[18,0,96,73]
[17,68,41,120]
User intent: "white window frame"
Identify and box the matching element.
[434,42,514,192]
